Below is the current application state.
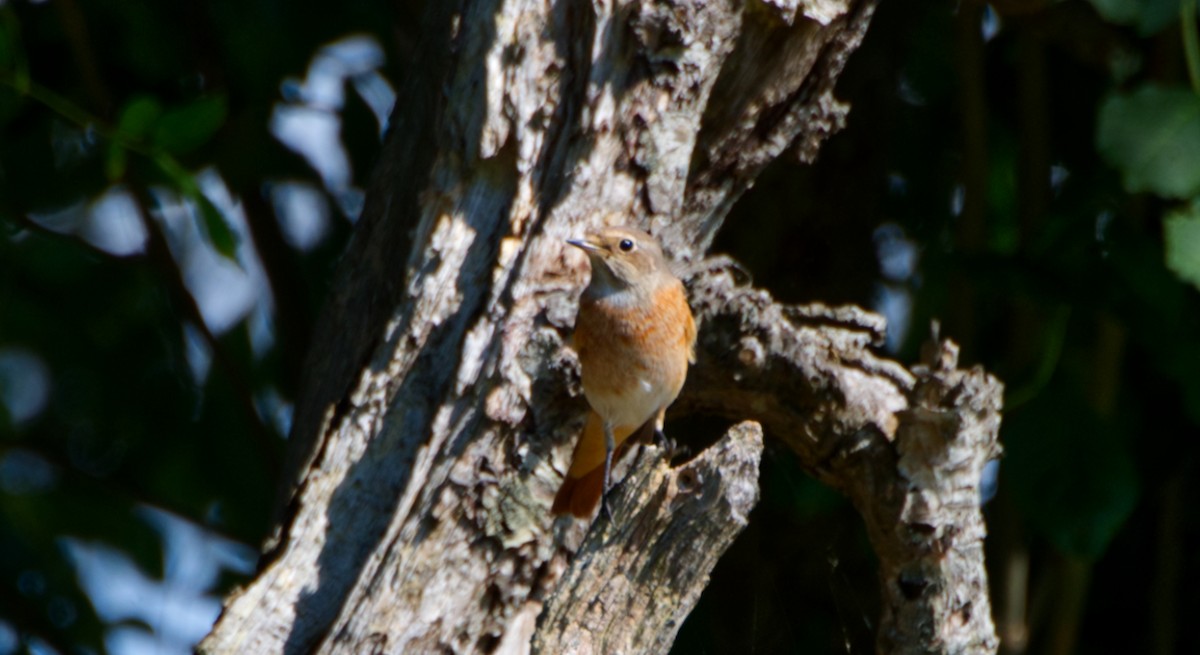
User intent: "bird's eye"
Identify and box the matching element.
[618,239,635,252]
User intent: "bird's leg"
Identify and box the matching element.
[652,427,670,450]
[652,409,669,450]
[599,421,616,522]
[649,409,685,460]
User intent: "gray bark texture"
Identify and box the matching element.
[199,0,1003,654]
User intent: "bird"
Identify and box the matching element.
[551,225,696,519]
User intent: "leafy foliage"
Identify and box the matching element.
[1165,203,1200,289]
[0,0,392,652]
[1097,85,1200,198]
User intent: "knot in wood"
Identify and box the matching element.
[736,336,765,368]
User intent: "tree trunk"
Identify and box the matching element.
[200,1,1002,653]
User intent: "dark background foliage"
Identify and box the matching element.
[1,1,1197,654]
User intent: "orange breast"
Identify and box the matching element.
[573,280,694,432]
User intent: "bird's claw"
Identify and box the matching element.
[653,429,689,461]
[599,490,614,523]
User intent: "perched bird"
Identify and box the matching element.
[552,226,696,518]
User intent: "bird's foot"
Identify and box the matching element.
[652,428,672,450]
[599,489,615,523]
[653,429,690,462]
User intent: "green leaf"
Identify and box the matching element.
[107,95,162,180]
[1097,85,1200,199]
[152,95,227,155]
[1164,203,1200,290]
[196,193,239,261]
[115,94,162,140]
[1088,0,1180,36]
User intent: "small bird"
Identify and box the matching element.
[552,226,696,518]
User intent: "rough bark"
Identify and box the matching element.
[200,1,1002,654]
[682,263,1002,653]
[532,421,763,654]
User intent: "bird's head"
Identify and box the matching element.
[567,226,668,295]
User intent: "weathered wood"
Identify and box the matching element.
[532,421,763,655]
[200,1,1001,654]
[681,262,1002,654]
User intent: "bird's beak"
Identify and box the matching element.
[566,237,601,254]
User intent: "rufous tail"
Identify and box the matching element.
[551,411,654,518]
[551,464,606,518]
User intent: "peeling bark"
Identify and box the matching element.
[200,1,1002,654]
